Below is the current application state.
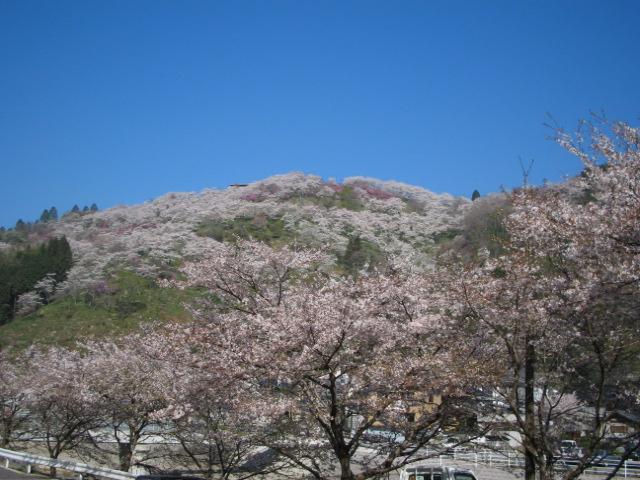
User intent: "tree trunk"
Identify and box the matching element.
[48,456,58,478]
[541,460,555,480]
[119,442,133,472]
[524,340,537,480]
[48,447,59,478]
[1,427,10,448]
[339,454,354,480]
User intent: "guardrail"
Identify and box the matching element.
[0,447,135,480]
[2,444,637,480]
[432,448,640,478]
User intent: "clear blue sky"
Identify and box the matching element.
[1,1,639,228]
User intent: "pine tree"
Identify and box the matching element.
[56,236,73,281]
[49,207,58,221]
[70,204,80,214]
[45,236,73,282]
[0,253,14,324]
[340,236,367,276]
[82,206,89,213]
[471,189,481,201]
[39,210,50,223]
[90,203,98,212]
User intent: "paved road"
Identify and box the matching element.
[0,467,41,480]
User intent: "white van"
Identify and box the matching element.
[399,465,478,480]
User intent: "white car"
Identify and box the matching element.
[399,465,478,480]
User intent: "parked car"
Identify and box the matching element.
[559,439,583,458]
[399,465,478,480]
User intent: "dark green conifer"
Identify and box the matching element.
[340,236,367,275]
[0,236,73,324]
[47,236,73,281]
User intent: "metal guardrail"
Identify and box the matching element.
[0,447,135,480]
[437,448,640,478]
[2,444,638,480]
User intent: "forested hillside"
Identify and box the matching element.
[0,173,474,349]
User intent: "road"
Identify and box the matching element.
[0,467,41,480]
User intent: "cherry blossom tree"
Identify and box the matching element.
[23,347,105,476]
[15,291,43,317]
[162,350,283,480]
[442,121,640,480]
[0,351,30,448]
[170,241,484,480]
[82,336,171,472]
[33,273,58,305]
[174,239,329,315]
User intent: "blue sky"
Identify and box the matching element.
[1,1,639,228]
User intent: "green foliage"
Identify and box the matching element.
[402,198,424,214]
[491,266,507,278]
[471,189,481,201]
[286,187,364,211]
[337,235,385,276]
[0,237,73,325]
[442,197,511,261]
[574,187,598,205]
[431,228,462,244]
[336,186,364,211]
[196,215,297,246]
[470,209,509,258]
[0,271,198,351]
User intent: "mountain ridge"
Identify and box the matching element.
[19,172,469,281]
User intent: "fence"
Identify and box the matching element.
[430,448,640,478]
[2,444,639,480]
[0,447,135,480]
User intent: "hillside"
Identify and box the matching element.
[0,173,470,349]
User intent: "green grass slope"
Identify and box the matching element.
[0,271,198,350]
